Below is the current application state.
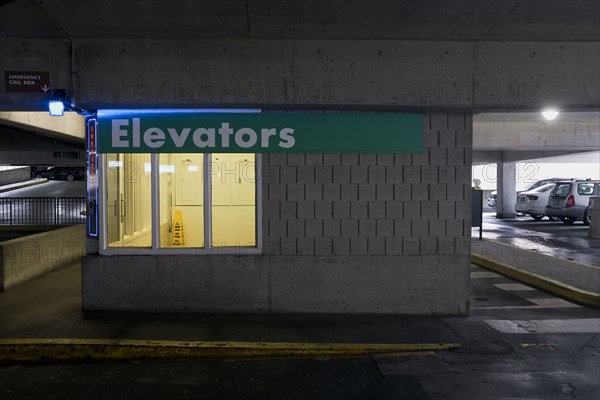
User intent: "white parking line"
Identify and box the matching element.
[485,319,600,334]
[526,298,581,308]
[494,283,536,291]
[471,272,502,279]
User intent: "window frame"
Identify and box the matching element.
[99,153,262,255]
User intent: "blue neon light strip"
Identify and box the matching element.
[97,108,262,117]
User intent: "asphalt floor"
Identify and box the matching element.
[0,198,599,398]
[0,261,598,399]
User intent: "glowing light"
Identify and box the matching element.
[542,109,559,120]
[159,164,175,173]
[49,100,65,116]
[97,108,262,118]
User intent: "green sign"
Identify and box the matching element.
[97,110,423,154]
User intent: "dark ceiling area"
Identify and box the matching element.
[0,0,598,41]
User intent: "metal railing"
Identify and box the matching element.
[0,197,86,225]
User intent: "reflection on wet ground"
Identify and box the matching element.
[475,213,600,267]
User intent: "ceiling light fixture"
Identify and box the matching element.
[48,88,92,116]
[542,108,559,120]
[48,89,67,116]
[49,100,65,116]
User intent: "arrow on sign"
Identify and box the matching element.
[41,84,50,92]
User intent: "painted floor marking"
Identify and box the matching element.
[473,305,579,310]
[526,298,581,308]
[485,319,600,334]
[494,283,536,291]
[471,271,502,278]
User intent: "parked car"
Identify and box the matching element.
[487,191,497,209]
[515,183,558,220]
[519,177,582,194]
[516,178,582,216]
[33,166,85,181]
[545,179,600,225]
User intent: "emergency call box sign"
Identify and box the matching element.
[5,71,50,93]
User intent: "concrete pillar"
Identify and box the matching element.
[589,197,600,239]
[496,162,516,219]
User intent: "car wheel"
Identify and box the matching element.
[583,210,591,226]
[561,217,576,225]
[531,214,544,220]
[67,174,74,181]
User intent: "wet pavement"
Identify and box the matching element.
[0,180,86,198]
[0,181,87,227]
[476,213,600,267]
[1,263,599,399]
[1,207,599,398]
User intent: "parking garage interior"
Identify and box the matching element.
[1,0,599,314]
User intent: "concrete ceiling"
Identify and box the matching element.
[1,0,598,162]
[0,0,598,41]
[475,111,600,124]
[472,111,600,163]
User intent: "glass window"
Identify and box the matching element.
[553,183,571,197]
[211,154,256,247]
[159,154,205,248]
[103,153,257,252]
[106,154,152,248]
[577,183,594,195]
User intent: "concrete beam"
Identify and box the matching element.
[1,38,598,111]
[474,42,600,110]
[0,111,86,140]
[473,149,596,164]
[474,119,600,151]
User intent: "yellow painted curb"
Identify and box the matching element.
[471,253,600,308]
[0,339,460,362]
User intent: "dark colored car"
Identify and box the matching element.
[487,191,497,209]
[33,166,85,181]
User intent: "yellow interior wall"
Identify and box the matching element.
[212,154,256,247]
[212,206,256,246]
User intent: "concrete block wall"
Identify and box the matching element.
[256,112,473,314]
[262,113,473,259]
[83,112,473,315]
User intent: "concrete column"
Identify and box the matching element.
[589,197,600,239]
[496,162,516,219]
